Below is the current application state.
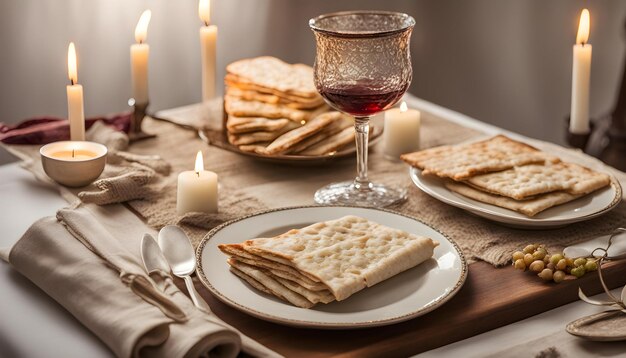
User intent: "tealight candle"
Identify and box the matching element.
[177,150,218,215]
[40,141,107,187]
[383,101,421,160]
[199,0,217,101]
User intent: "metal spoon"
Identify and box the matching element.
[157,225,211,313]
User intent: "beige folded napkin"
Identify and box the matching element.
[8,203,279,358]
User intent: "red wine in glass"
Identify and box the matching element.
[319,83,408,117]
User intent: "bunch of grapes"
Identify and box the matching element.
[512,244,598,283]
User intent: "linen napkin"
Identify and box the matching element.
[7,203,279,358]
[0,113,131,144]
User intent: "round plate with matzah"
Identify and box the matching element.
[196,206,467,328]
[409,167,622,229]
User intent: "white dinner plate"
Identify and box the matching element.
[196,206,467,329]
[409,167,622,229]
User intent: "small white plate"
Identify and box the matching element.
[196,206,467,329]
[409,167,622,229]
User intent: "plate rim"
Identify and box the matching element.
[409,167,623,226]
[195,205,469,328]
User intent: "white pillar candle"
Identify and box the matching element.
[131,10,151,105]
[177,150,218,215]
[570,9,592,134]
[383,101,421,159]
[199,0,217,102]
[66,42,85,141]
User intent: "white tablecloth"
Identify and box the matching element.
[1,96,624,357]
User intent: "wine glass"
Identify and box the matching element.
[309,11,415,207]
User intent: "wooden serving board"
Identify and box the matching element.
[190,260,626,357]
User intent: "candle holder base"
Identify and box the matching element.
[129,102,156,143]
[566,115,626,172]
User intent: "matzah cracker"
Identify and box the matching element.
[401,135,550,181]
[228,259,314,308]
[219,243,327,290]
[274,277,335,304]
[467,162,611,200]
[258,112,336,155]
[445,181,583,217]
[242,216,438,301]
[226,86,324,109]
[228,122,299,146]
[226,115,291,134]
[286,116,353,154]
[226,57,318,98]
[238,142,271,153]
[229,266,277,297]
[225,96,329,123]
[299,126,355,156]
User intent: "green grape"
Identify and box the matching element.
[574,258,587,267]
[584,260,598,272]
[538,268,553,281]
[523,244,537,254]
[571,266,586,278]
[550,254,564,265]
[529,260,545,272]
[523,253,534,266]
[553,270,566,283]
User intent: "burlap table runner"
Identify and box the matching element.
[5,99,626,266]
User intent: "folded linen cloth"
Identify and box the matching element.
[7,203,279,358]
[0,113,131,144]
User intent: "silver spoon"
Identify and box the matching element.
[158,225,211,313]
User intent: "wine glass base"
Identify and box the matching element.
[314,181,407,207]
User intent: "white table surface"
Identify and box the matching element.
[1,97,624,357]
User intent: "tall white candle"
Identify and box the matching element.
[199,0,217,102]
[66,42,85,141]
[131,10,151,105]
[570,9,592,134]
[177,150,218,215]
[384,102,421,159]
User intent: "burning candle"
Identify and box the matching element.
[383,101,421,159]
[40,141,107,187]
[177,150,218,214]
[131,10,151,105]
[570,9,592,134]
[199,0,217,101]
[66,42,85,141]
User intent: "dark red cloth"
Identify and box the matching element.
[0,113,132,145]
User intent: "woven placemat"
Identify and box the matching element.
[5,99,626,266]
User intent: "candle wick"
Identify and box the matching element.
[70,79,75,86]
[72,149,75,158]
[196,171,200,178]
[204,21,209,27]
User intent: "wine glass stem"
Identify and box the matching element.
[354,116,371,190]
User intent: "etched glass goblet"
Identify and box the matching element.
[309,11,415,206]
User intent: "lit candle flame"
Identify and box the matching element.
[199,0,211,26]
[400,101,408,112]
[576,9,590,45]
[135,10,152,44]
[67,42,78,85]
[194,150,204,174]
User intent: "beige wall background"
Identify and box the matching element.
[1,0,625,164]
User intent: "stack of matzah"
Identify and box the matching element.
[218,215,439,308]
[401,135,611,217]
[224,56,357,156]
